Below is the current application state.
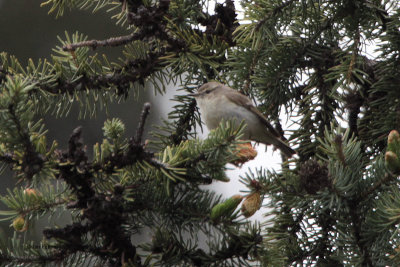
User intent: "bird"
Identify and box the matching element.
[189,81,295,157]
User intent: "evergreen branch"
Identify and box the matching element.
[90,104,170,175]
[0,65,8,84]
[8,104,44,180]
[169,98,198,145]
[134,102,151,145]
[256,0,296,30]
[333,135,346,166]
[45,203,142,265]
[50,126,143,265]
[275,121,290,163]
[42,224,131,263]
[0,153,16,164]
[150,225,262,266]
[347,27,361,81]
[55,105,171,185]
[256,17,335,104]
[348,199,373,266]
[359,173,397,201]
[62,0,181,54]
[63,32,143,51]
[93,144,161,173]
[183,125,241,168]
[39,50,165,95]
[56,126,95,208]
[0,249,71,265]
[241,44,262,104]
[8,104,34,153]
[4,1,400,266]
[196,0,238,46]
[20,198,68,218]
[38,0,185,97]
[40,107,184,265]
[146,157,170,170]
[345,91,363,138]
[343,55,378,141]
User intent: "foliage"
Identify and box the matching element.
[0,0,400,266]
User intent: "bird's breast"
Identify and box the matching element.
[196,95,258,139]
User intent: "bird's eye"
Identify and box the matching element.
[206,90,211,94]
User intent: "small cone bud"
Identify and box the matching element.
[12,216,27,232]
[24,188,41,204]
[216,172,230,182]
[387,130,400,154]
[231,142,257,166]
[241,192,262,218]
[24,188,39,197]
[385,151,400,173]
[388,130,400,144]
[210,195,243,222]
[390,246,400,259]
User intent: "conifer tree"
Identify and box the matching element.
[0,0,400,266]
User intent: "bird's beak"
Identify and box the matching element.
[188,92,200,97]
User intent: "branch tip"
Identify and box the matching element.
[134,102,151,145]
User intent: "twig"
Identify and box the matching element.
[348,198,373,266]
[63,32,142,51]
[275,120,290,163]
[134,102,151,145]
[241,42,262,105]
[147,157,169,169]
[8,104,32,149]
[334,135,346,166]
[8,104,44,179]
[169,98,197,145]
[347,27,360,81]
[0,153,15,164]
[256,0,296,30]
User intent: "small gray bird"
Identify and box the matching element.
[189,82,295,157]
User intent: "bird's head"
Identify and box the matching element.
[189,82,222,98]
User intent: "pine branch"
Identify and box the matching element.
[47,125,144,265]
[197,0,238,45]
[348,198,373,266]
[0,65,8,84]
[39,0,184,97]
[334,135,346,166]
[63,32,144,51]
[3,1,400,266]
[134,102,151,145]
[360,173,397,201]
[150,225,262,266]
[256,0,297,30]
[8,103,44,180]
[169,98,198,145]
[0,153,15,164]
[0,250,71,265]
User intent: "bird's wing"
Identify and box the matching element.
[223,87,282,138]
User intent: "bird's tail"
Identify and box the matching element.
[273,138,296,158]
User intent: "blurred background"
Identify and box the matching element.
[0,0,281,242]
